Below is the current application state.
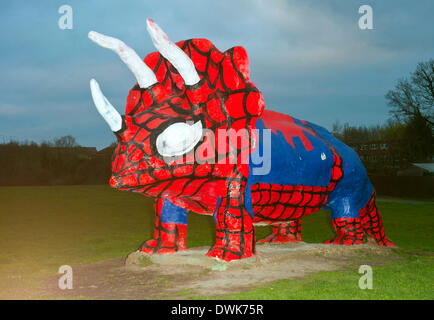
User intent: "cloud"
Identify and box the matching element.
[0,103,26,116]
[0,0,432,148]
[246,0,398,73]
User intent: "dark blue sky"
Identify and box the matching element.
[0,0,433,149]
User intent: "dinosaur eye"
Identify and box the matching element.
[156,121,203,157]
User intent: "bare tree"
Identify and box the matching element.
[385,59,434,126]
[54,135,79,148]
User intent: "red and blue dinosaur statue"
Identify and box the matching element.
[88,19,395,261]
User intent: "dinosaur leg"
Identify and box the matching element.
[359,192,396,247]
[258,219,302,243]
[141,198,188,255]
[207,182,255,261]
[325,217,365,245]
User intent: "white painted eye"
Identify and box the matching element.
[156,121,203,157]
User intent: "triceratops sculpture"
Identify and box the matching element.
[88,19,395,261]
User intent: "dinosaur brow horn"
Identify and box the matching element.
[90,79,122,132]
[146,19,200,86]
[88,31,158,88]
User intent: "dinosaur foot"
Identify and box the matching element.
[257,234,301,243]
[206,244,254,261]
[367,235,397,248]
[324,236,365,246]
[140,239,187,255]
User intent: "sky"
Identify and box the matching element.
[0,0,433,150]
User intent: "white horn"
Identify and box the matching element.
[88,31,158,88]
[146,19,200,86]
[90,79,123,132]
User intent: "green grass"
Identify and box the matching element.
[213,201,434,300]
[0,185,216,298]
[0,185,433,299]
[216,255,433,300]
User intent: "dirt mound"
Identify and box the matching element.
[41,242,397,299]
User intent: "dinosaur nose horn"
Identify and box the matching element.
[89,79,122,132]
[88,31,158,133]
[88,31,158,89]
[146,19,200,86]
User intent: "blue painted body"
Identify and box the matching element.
[245,115,373,219]
[305,121,373,219]
[162,112,373,223]
[160,198,188,224]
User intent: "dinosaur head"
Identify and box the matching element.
[89,19,265,197]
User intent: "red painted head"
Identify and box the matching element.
[89,20,264,199]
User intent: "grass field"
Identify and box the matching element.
[0,185,433,299]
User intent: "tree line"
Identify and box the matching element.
[0,136,115,186]
[333,59,433,174]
